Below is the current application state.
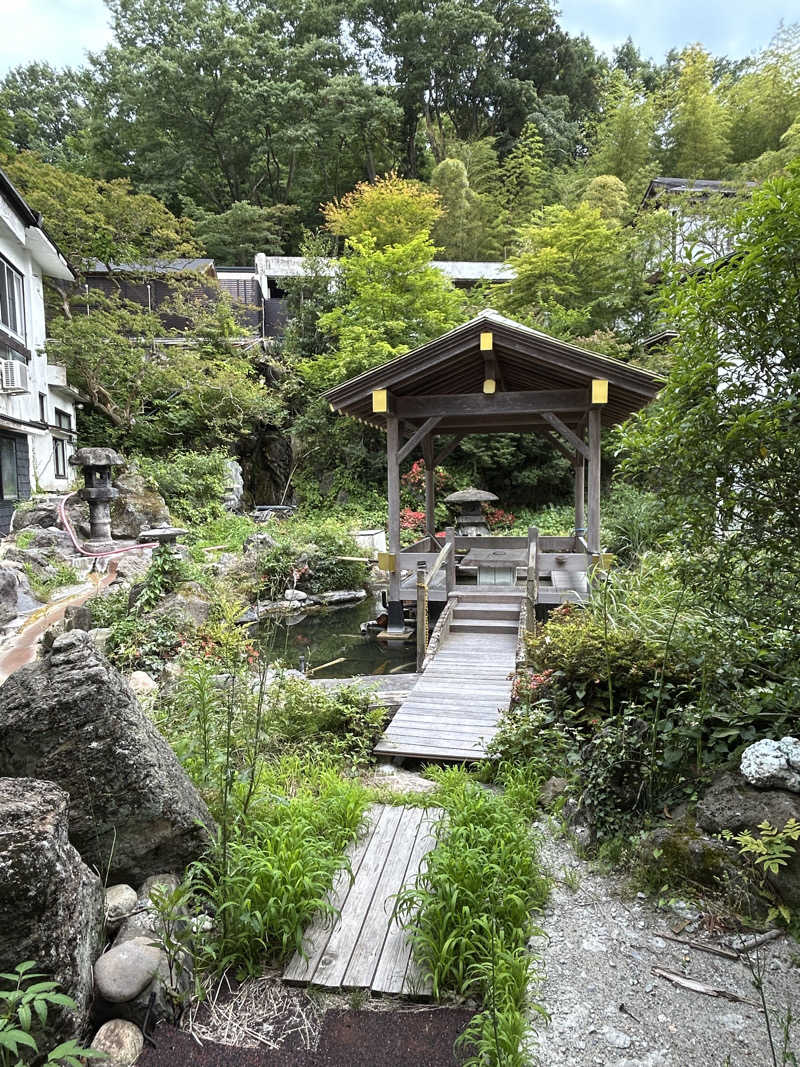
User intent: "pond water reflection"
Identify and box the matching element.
[258,596,416,679]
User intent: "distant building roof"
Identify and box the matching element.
[640,176,757,209]
[254,254,513,285]
[86,258,217,276]
[0,164,74,282]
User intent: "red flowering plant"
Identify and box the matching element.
[400,508,426,532]
[484,506,515,530]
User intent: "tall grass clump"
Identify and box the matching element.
[190,754,369,977]
[397,765,549,1067]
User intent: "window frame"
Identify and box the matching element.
[53,436,67,480]
[0,254,26,343]
[0,436,19,501]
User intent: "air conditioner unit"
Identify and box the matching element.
[1,360,29,395]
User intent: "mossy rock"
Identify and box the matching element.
[635,819,752,906]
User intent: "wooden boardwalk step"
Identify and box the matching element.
[449,619,518,634]
[283,804,441,995]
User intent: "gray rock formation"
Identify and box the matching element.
[740,737,800,793]
[0,566,20,624]
[94,938,163,1003]
[0,777,103,1048]
[223,458,245,513]
[111,471,171,540]
[97,874,192,1028]
[0,631,215,883]
[697,770,800,909]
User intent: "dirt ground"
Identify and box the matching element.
[528,824,800,1067]
[138,1006,474,1066]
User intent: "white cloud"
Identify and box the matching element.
[0,0,112,74]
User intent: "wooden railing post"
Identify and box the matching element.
[416,565,427,670]
[445,527,455,594]
[526,525,539,635]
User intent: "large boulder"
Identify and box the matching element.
[697,771,800,910]
[0,630,215,883]
[740,737,800,793]
[111,472,170,540]
[0,777,103,1048]
[11,498,61,531]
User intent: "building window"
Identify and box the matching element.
[0,438,18,499]
[0,257,25,340]
[55,408,72,430]
[53,437,67,479]
[39,393,47,424]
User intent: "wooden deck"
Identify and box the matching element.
[373,590,520,761]
[284,804,440,995]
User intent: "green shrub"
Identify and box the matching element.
[24,562,79,602]
[135,448,230,526]
[601,484,672,563]
[104,609,188,674]
[0,961,105,1066]
[242,515,368,598]
[87,587,130,628]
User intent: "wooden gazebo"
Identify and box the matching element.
[325,310,662,635]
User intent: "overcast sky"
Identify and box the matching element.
[0,0,794,75]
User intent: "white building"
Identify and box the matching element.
[0,166,79,533]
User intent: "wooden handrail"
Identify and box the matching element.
[423,539,453,589]
[525,525,539,636]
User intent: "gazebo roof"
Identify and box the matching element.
[325,310,663,434]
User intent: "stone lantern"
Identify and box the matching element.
[69,447,126,548]
[443,487,498,537]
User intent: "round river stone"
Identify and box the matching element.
[94,936,162,1003]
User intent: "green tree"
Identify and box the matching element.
[588,72,656,190]
[305,231,463,389]
[2,152,197,276]
[323,173,442,249]
[617,162,800,635]
[191,201,297,264]
[582,174,630,221]
[49,284,277,452]
[431,158,486,259]
[0,62,90,167]
[501,122,548,229]
[498,201,630,335]
[88,0,399,224]
[723,23,800,165]
[663,45,731,178]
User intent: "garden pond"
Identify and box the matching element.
[259,596,416,678]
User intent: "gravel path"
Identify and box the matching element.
[528,824,800,1067]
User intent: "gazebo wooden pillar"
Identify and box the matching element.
[325,311,662,631]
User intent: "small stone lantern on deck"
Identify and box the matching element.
[69,447,126,548]
[444,487,498,537]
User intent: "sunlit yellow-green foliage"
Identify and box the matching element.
[323,173,442,250]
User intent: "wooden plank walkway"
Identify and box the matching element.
[373,591,520,761]
[283,804,441,995]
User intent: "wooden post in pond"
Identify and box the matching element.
[386,414,404,633]
[423,433,436,547]
[588,408,602,553]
